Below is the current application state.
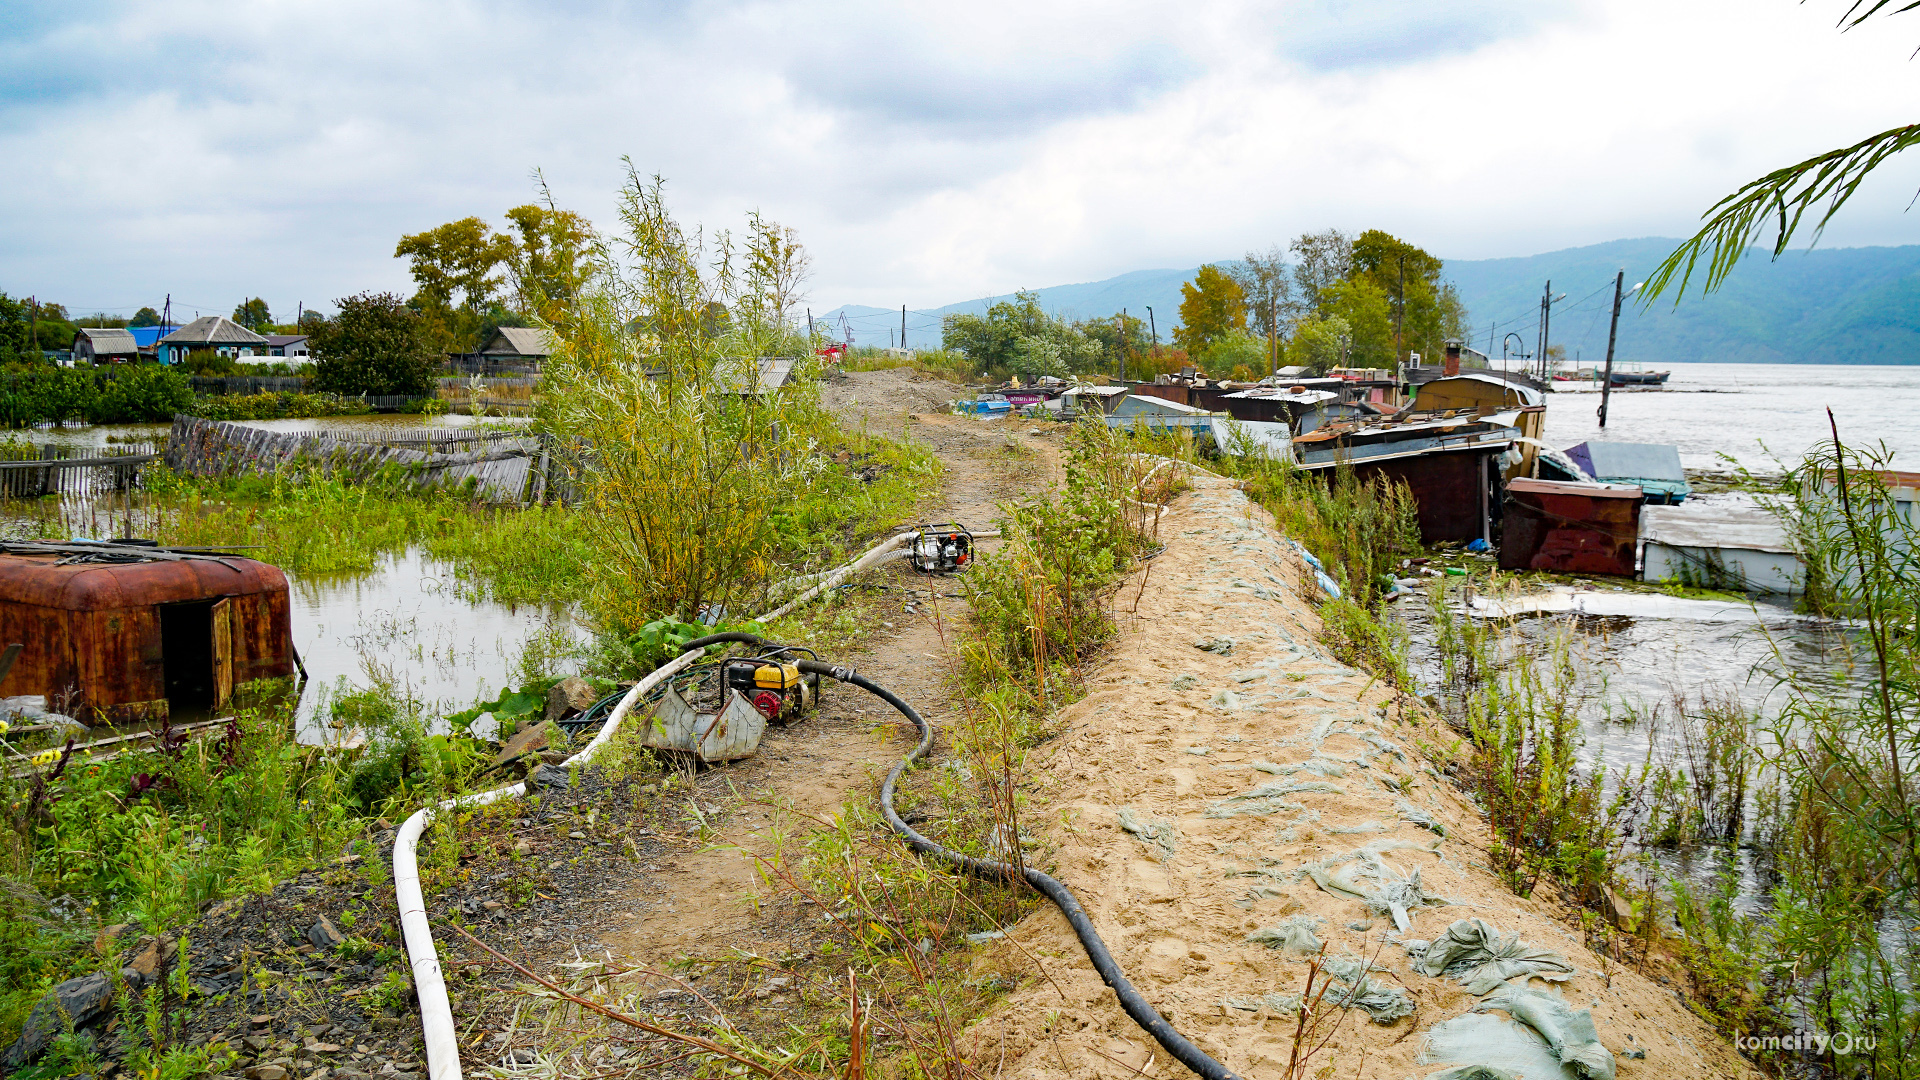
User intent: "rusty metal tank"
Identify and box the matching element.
[0,543,296,723]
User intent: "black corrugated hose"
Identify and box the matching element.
[677,633,1242,1080]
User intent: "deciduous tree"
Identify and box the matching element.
[309,292,437,397]
[1173,264,1246,356]
[232,297,271,330]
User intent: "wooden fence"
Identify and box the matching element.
[163,415,565,505]
[0,444,159,500]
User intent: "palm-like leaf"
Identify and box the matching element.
[1646,1,1920,301]
[1645,124,1920,300]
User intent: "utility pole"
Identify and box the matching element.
[1268,296,1278,374]
[1598,270,1625,428]
[1537,280,1554,380]
[1119,308,1129,382]
[901,305,907,353]
[1395,254,1406,366]
[806,307,814,345]
[28,295,36,355]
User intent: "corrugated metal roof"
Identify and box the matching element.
[1640,504,1792,554]
[1416,372,1545,407]
[1113,394,1211,417]
[157,316,269,346]
[711,357,795,394]
[479,327,555,356]
[75,327,139,353]
[1565,441,1686,483]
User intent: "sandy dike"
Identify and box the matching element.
[956,473,1755,1080]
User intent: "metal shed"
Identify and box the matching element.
[0,543,297,723]
[1640,505,1801,594]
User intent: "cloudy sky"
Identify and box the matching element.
[4,0,1920,319]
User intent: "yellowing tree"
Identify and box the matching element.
[1172,264,1246,358]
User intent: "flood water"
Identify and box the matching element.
[1395,362,1918,904]
[1537,362,1920,472]
[2,414,573,744]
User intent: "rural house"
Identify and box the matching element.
[71,327,141,363]
[266,334,309,357]
[155,316,268,363]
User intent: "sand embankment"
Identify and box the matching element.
[961,473,1752,1080]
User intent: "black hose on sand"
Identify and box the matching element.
[677,633,1242,1080]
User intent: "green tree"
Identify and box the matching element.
[1198,329,1269,380]
[130,306,162,328]
[505,201,594,326]
[309,292,438,397]
[1286,315,1352,375]
[1289,229,1352,314]
[1229,245,1297,369]
[1173,264,1246,356]
[1350,229,1466,363]
[942,291,1101,376]
[1075,312,1151,376]
[232,297,271,330]
[395,216,517,353]
[1319,278,1394,367]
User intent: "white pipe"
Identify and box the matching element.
[395,523,958,1080]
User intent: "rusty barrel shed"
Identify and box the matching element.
[1499,478,1644,577]
[0,543,296,723]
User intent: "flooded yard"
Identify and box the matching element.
[1,414,579,745]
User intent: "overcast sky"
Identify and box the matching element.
[5,0,1920,319]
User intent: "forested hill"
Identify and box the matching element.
[1446,238,1920,366]
[821,238,1920,363]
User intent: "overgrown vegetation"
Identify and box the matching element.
[0,364,194,427]
[540,167,932,632]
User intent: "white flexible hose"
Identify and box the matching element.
[394,525,966,1080]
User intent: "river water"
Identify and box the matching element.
[1537,362,1920,472]
[1397,362,1920,903]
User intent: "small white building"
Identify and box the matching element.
[265,334,310,358]
[1641,504,1802,594]
[155,316,268,363]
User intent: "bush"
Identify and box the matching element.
[310,292,438,397]
[195,391,374,421]
[0,364,193,427]
[181,349,241,376]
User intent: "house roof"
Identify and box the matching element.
[157,316,268,347]
[74,327,139,353]
[479,327,555,356]
[266,335,309,348]
[1640,504,1793,555]
[1416,372,1545,407]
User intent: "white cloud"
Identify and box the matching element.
[2,0,1918,317]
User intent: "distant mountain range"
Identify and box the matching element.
[819,237,1920,364]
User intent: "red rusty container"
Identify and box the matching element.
[1500,478,1644,577]
[0,550,296,723]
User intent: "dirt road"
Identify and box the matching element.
[598,399,1061,972]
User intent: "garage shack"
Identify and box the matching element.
[0,542,296,723]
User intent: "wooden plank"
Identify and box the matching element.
[211,598,233,709]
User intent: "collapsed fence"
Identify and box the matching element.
[0,443,160,500]
[162,415,573,505]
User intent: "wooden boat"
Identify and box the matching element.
[1608,370,1670,385]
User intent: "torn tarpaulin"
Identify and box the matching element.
[1246,914,1324,955]
[1405,918,1576,995]
[1116,807,1177,860]
[1303,840,1449,932]
[1320,955,1414,1024]
[1472,986,1615,1080]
